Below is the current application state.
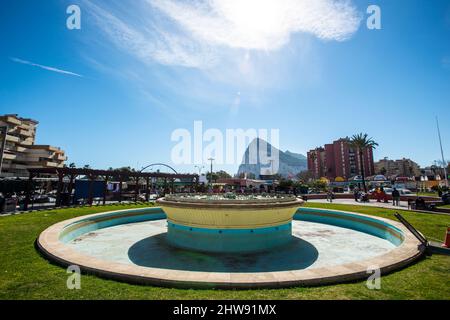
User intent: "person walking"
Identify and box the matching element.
[353,188,359,202]
[375,187,381,202]
[380,186,388,203]
[0,192,5,214]
[327,190,334,203]
[392,188,400,206]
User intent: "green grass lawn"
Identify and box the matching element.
[415,192,439,197]
[0,203,449,300]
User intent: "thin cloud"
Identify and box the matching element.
[83,0,215,68]
[9,57,83,77]
[84,0,361,69]
[149,0,362,50]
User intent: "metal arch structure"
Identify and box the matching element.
[139,163,178,174]
[24,167,198,211]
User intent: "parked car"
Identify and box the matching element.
[369,188,413,196]
[399,189,414,196]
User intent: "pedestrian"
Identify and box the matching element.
[380,186,388,203]
[407,199,413,210]
[353,188,359,202]
[327,190,334,203]
[392,188,400,206]
[376,187,381,202]
[0,192,5,214]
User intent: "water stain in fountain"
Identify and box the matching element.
[73,232,98,242]
[128,234,319,272]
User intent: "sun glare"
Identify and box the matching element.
[215,0,286,36]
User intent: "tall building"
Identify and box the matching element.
[307,147,325,178]
[374,157,421,178]
[0,114,67,177]
[307,138,375,180]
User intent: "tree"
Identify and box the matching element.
[69,162,76,168]
[278,178,294,189]
[297,170,314,183]
[214,170,232,179]
[310,179,327,192]
[349,133,378,192]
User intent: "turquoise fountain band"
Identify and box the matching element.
[157,195,302,253]
[167,221,293,253]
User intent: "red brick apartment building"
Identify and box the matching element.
[307,138,374,180]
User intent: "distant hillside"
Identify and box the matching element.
[285,150,307,161]
[237,139,307,178]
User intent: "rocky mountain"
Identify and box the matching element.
[237,139,307,179]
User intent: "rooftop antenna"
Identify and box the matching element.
[436,116,448,187]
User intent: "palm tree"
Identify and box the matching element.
[349,133,378,192]
[310,150,318,179]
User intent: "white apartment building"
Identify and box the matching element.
[0,114,67,177]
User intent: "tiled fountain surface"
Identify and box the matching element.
[37,209,424,289]
[67,220,395,272]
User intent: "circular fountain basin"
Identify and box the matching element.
[156,194,303,253]
[37,206,424,289]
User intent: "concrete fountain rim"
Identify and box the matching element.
[156,194,304,209]
[36,207,424,289]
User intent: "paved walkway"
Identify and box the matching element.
[308,198,450,216]
[308,198,412,210]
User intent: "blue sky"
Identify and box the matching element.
[0,0,449,174]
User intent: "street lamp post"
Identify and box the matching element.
[0,126,8,176]
[436,117,448,187]
[208,158,214,184]
[194,165,204,176]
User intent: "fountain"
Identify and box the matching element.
[36,194,424,289]
[157,194,303,253]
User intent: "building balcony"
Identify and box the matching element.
[3,116,22,125]
[5,135,20,143]
[4,163,28,170]
[11,146,27,153]
[2,153,17,160]
[20,139,33,146]
[36,160,60,168]
[15,128,34,137]
[28,145,61,152]
[54,154,67,161]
